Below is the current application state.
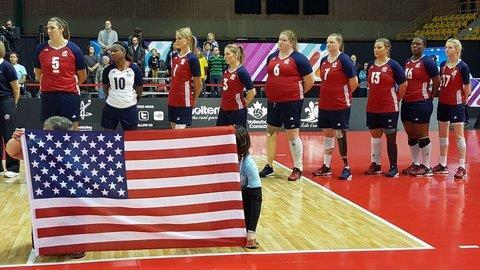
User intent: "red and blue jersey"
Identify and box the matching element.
[265,51,313,102]
[366,59,407,113]
[220,65,254,111]
[168,52,200,107]
[319,52,356,110]
[438,60,470,105]
[403,55,439,102]
[33,41,86,94]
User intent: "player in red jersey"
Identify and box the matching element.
[312,33,358,180]
[401,37,441,176]
[168,27,201,129]
[365,38,407,178]
[258,30,314,182]
[216,44,256,128]
[33,17,86,130]
[432,39,471,179]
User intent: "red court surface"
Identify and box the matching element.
[3,130,479,270]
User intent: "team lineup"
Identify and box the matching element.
[30,17,471,183]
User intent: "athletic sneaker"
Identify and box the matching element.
[288,167,302,181]
[402,163,419,175]
[386,166,399,178]
[454,167,467,179]
[412,165,433,177]
[432,164,449,174]
[259,164,274,177]
[365,162,382,175]
[312,164,332,176]
[339,166,352,181]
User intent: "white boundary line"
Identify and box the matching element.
[26,249,36,265]
[1,246,433,268]
[2,156,435,268]
[271,158,434,249]
[458,245,479,249]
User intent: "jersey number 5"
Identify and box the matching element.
[51,57,60,74]
[371,72,381,84]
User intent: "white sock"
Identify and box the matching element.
[371,137,382,165]
[459,159,466,168]
[440,156,447,167]
[289,137,303,171]
[410,144,420,165]
[324,154,332,167]
[420,143,432,168]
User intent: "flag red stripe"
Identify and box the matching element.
[35,201,244,218]
[126,163,239,179]
[129,182,241,199]
[124,144,237,160]
[124,126,235,141]
[37,219,246,238]
[38,237,246,256]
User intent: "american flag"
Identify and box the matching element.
[22,126,246,256]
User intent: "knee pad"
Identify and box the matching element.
[418,137,431,148]
[408,138,418,146]
[439,138,449,146]
[456,137,466,149]
[383,128,397,135]
[323,137,335,150]
[335,129,346,138]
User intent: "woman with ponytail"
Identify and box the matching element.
[433,38,471,179]
[33,17,87,130]
[364,38,407,178]
[167,27,202,129]
[216,44,256,128]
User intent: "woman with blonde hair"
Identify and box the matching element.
[432,38,471,179]
[216,43,256,128]
[258,30,314,182]
[0,41,20,178]
[313,33,358,180]
[167,27,202,129]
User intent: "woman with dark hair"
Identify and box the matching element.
[101,42,144,130]
[33,17,86,130]
[0,40,20,178]
[401,36,440,176]
[235,125,262,249]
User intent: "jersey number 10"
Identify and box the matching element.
[114,77,126,90]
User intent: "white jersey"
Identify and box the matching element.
[102,62,143,108]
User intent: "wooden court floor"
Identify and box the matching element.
[0,155,426,266]
[1,130,479,269]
